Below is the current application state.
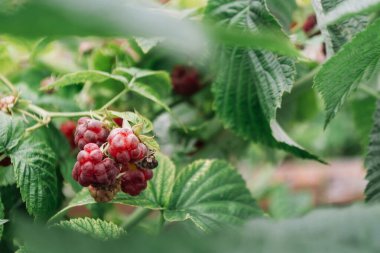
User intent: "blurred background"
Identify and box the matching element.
[0,0,370,224]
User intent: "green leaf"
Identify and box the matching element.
[109,111,153,134]
[314,18,380,127]
[266,0,297,31]
[57,218,126,240]
[139,135,160,151]
[0,196,5,240]
[41,70,127,90]
[0,113,25,153]
[164,160,262,232]
[50,154,175,222]
[0,165,16,186]
[365,101,380,202]
[321,0,380,26]
[205,0,320,161]
[134,37,164,54]
[10,136,58,219]
[312,0,368,55]
[129,82,171,112]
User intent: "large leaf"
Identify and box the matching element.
[16,204,380,253]
[57,218,126,240]
[365,101,380,202]
[205,0,320,161]
[10,136,58,219]
[41,70,127,90]
[266,0,297,32]
[314,18,380,127]
[50,154,175,221]
[312,0,368,56]
[164,160,262,231]
[322,0,380,26]
[0,113,25,153]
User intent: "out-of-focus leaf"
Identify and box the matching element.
[0,165,16,186]
[266,0,297,31]
[0,196,5,240]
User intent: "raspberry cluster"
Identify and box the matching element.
[71,117,158,202]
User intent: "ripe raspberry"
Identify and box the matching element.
[72,143,119,187]
[0,154,11,167]
[303,14,317,34]
[60,120,76,148]
[171,65,201,96]
[88,180,121,202]
[107,128,147,164]
[141,168,153,181]
[113,117,123,127]
[120,169,147,196]
[74,117,110,150]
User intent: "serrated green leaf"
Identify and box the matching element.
[164,160,262,232]
[312,0,368,55]
[41,70,127,90]
[0,196,5,240]
[0,165,16,186]
[205,0,320,161]
[57,218,125,240]
[139,135,160,151]
[266,0,297,31]
[50,154,175,222]
[0,113,25,153]
[314,19,380,127]
[10,136,58,219]
[365,101,380,202]
[129,82,171,112]
[322,0,380,26]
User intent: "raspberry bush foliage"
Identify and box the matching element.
[1,0,380,252]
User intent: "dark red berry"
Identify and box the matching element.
[113,117,123,127]
[74,117,110,150]
[141,168,153,181]
[171,65,201,96]
[303,14,317,34]
[88,181,120,203]
[120,169,147,196]
[60,120,76,148]
[72,143,119,187]
[107,128,147,164]
[0,155,11,167]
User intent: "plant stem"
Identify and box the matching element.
[358,85,380,100]
[156,211,165,234]
[122,207,151,230]
[0,74,17,93]
[100,88,129,110]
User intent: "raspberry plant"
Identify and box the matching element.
[1,0,380,252]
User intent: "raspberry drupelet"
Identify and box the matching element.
[74,117,110,150]
[107,128,147,164]
[72,143,119,187]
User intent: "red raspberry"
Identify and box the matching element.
[72,143,119,187]
[60,120,76,148]
[120,169,147,196]
[0,154,11,167]
[141,168,153,181]
[113,117,123,127]
[171,65,201,96]
[74,117,110,150]
[303,14,317,34]
[107,128,147,164]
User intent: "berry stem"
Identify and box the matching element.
[122,207,151,229]
[157,211,165,233]
[358,85,380,100]
[0,74,17,94]
[100,76,135,110]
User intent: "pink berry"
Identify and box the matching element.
[72,143,119,187]
[74,117,110,150]
[120,169,147,196]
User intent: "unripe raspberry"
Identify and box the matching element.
[0,95,15,113]
[88,180,120,202]
[107,128,147,164]
[74,117,110,150]
[303,14,317,34]
[72,143,119,187]
[171,65,201,96]
[120,169,147,196]
[60,120,76,148]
